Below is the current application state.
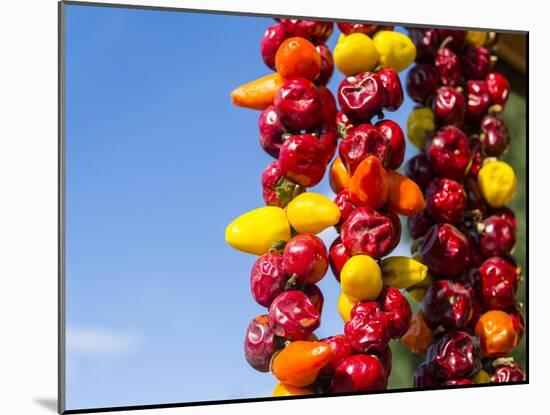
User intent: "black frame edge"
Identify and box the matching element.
[62,381,529,414]
[58,1,67,414]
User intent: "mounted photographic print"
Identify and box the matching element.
[59,1,528,413]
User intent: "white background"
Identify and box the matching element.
[0,0,544,413]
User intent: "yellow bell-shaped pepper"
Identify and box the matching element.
[372,30,417,72]
[466,31,488,46]
[407,107,436,149]
[338,292,358,322]
[273,383,313,397]
[380,256,428,289]
[225,206,291,255]
[334,33,379,76]
[478,160,517,208]
[340,254,383,301]
[286,192,340,234]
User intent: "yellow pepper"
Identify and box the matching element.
[466,31,488,46]
[340,254,383,301]
[477,160,517,208]
[473,369,491,384]
[407,107,436,149]
[273,383,313,397]
[334,33,379,76]
[338,292,358,322]
[372,30,416,72]
[380,256,428,289]
[225,206,291,255]
[286,192,340,234]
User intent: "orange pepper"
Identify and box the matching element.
[231,73,284,110]
[272,341,332,387]
[329,157,351,193]
[401,310,432,355]
[272,383,314,397]
[348,156,388,209]
[475,310,519,357]
[275,37,321,81]
[386,170,426,216]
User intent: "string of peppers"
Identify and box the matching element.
[402,28,525,385]
[225,19,524,397]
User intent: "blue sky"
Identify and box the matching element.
[64,4,418,410]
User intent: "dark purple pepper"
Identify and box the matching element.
[423,280,473,329]
[426,330,481,380]
[480,115,510,156]
[408,28,440,63]
[479,215,516,258]
[408,211,434,239]
[420,224,470,277]
[433,86,466,127]
[406,64,439,104]
[244,315,280,372]
[435,48,462,87]
[462,46,492,80]
[405,153,434,191]
[466,80,492,121]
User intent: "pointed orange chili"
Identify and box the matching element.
[329,157,351,194]
[231,73,284,110]
[272,341,332,387]
[386,170,426,216]
[348,155,388,209]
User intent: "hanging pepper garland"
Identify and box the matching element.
[402,28,525,385]
[226,19,525,397]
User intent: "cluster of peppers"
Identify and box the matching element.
[227,18,431,396]
[400,28,525,385]
[228,18,343,396]
[226,19,524,397]
[326,23,429,392]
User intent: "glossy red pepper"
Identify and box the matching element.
[269,290,321,340]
